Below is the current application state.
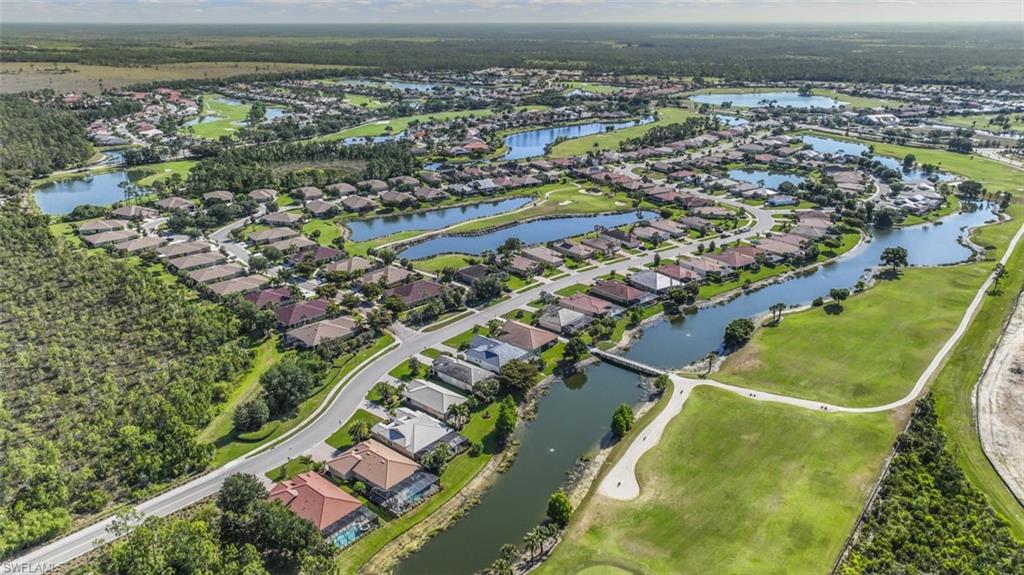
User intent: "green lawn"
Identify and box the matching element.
[345,229,422,257]
[442,184,617,234]
[561,81,622,94]
[539,386,897,575]
[326,409,384,451]
[183,93,252,140]
[420,348,442,360]
[266,457,319,482]
[554,283,589,297]
[317,108,494,141]
[302,218,344,247]
[133,160,197,186]
[443,325,487,349]
[812,89,905,109]
[717,264,990,407]
[388,357,426,380]
[337,401,501,573]
[697,263,793,300]
[344,94,386,109]
[211,334,396,467]
[549,107,697,157]
[413,253,475,273]
[938,113,1024,134]
[198,336,288,444]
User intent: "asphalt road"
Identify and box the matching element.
[6,193,774,572]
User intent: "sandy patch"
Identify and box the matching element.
[558,200,573,206]
[976,290,1024,503]
[614,201,626,206]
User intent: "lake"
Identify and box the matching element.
[715,114,749,126]
[397,203,996,574]
[691,91,847,109]
[801,135,955,181]
[34,170,146,215]
[501,117,654,161]
[345,197,533,241]
[727,169,805,189]
[396,210,658,260]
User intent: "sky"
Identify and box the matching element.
[1,0,1020,24]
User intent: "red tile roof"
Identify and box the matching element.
[275,299,331,327]
[268,472,363,532]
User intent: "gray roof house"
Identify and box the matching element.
[537,305,592,335]
[627,270,682,294]
[371,407,465,460]
[430,355,493,392]
[465,335,529,373]
[402,380,468,420]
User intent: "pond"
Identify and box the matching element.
[801,135,955,181]
[501,117,655,161]
[345,197,533,242]
[338,79,444,92]
[727,169,805,189]
[33,170,147,215]
[715,114,749,126]
[396,210,658,260]
[397,203,996,573]
[691,91,847,109]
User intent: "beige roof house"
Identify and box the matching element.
[327,440,419,491]
[286,316,359,348]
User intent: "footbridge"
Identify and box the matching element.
[591,348,667,377]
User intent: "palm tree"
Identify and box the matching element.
[523,527,542,560]
[769,302,786,324]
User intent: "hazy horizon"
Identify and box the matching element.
[2,0,1020,25]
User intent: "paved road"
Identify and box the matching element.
[209,204,267,263]
[7,193,774,572]
[599,208,1024,501]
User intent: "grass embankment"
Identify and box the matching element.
[325,409,384,451]
[539,387,898,575]
[337,401,501,573]
[317,108,494,141]
[198,336,287,444]
[549,107,697,157]
[210,334,396,467]
[717,265,989,407]
[134,160,198,186]
[442,186,626,234]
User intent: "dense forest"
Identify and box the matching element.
[185,140,420,193]
[0,207,252,558]
[3,24,1024,88]
[839,395,1024,575]
[0,96,92,176]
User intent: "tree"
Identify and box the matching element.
[349,420,372,443]
[523,527,543,560]
[880,246,909,275]
[420,443,452,475]
[499,358,540,392]
[769,302,786,325]
[704,351,719,376]
[652,373,670,393]
[495,395,518,445]
[218,473,267,515]
[546,491,573,528]
[562,336,589,367]
[990,263,1007,294]
[260,360,318,417]
[377,248,397,265]
[246,101,267,125]
[232,398,270,433]
[958,180,984,199]
[828,287,850,312]
[723,317,755,349]
[610,403,634,439]
[902,153,916,170]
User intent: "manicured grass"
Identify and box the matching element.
[503,308,536,323]
[134,160,197,186]
[344,94,386,109]
[505,275,533,291]
[345,229,421,257]
[697,263,792,300]
[420,310,474,332]
[420,348,442,360]
[938,113,1024,134]
[899,195,960,227]
[337,401,501,573]
[717,264,991,407]
[549,107,697,157]
[388,357,426,380]
[318,108,494,141]
[539,386,898,575]
[812,89,905,109]
[211,334,396,467]
[414,253,475,273]
[325,409,384,451]
[442,184,607,234]
[555,283,589,297]
[561,81,622,94]
[198,336,288,443]
[266,457,319,482]
[184,93,252,140]
[443,325,486,349]
[275,194,296,207]
[302,218,344,247]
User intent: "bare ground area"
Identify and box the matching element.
[976,290,1024,504]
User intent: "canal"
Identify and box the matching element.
[345,197,533,242]
[396,203,996,574]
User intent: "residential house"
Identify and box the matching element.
[379,190,415,207]
[358,179,389,194]
[111,205,157,220]
[675,256,734,278]
[559,293,623,318]
[248,188,278,203]
[249,227,299,245]
[157,240,211,259]
[360,265,412,288]
[372,407,466,459]
[306,199,338,218]
[648,219,690,238]
[590,280,657,307]
[600,228,642,249]
[627,270,682,294]
[244,286,294,309]
[496,320,558,354]
[325,182,357,196]
[521,246,564,268]
[154,196,196,213]
[167,251,226,272]
[202,190,234,203]
[207,274,270,297]
[341,195,379,212]
[188,263,244,285]
[77,219,128,235]
[326,440,437,515]
[549,239,594,261]
[385,280,444,308]
[508,255,540,277]
[262,211,305,228]
[285,316,359,348]
[267,236,317,254]
[268,472,370,535]
[457,264,491,286]
[323,256,373,276]
[275,299,331,328]
[537,305,592,335]
[287,246,345,267]
[706,249,757,270]
[403,380,468,420]
[430,355,493,392]
[580,237,618,257]
[291,186,324,201]
[655,264,701,283]
[465,334,529,373]
[113,236,167,254]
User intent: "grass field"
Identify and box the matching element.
[812,89,904,109]
[938,113,1024,134]
[317,108,494,141]
[344,94,386,109]
[549,107,697,157]
[302,218,345,247]
[539,386,898,575]
[0,61,351,94]
[442,186,631,234]
[717,264,990,407]
[134,160,197,186]
[184,93,251,140]
[413,253,475,272]
[561,81,622,94]
[326,409,384,451]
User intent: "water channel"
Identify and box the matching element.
[691,92,847,109]
[397,202,997,574]
[501,117,655,161]
[345,197,532,241]
[396,210,658,260]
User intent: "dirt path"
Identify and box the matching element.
[976,289,1024,504]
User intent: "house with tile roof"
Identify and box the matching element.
[267,471,367,534]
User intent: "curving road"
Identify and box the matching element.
[599,210,1024,501]
[5,193,775,572]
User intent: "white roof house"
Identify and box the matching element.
[402,380,468,420]
[430,355,493,392]
[465,335,529,373]
[372,408,460,459]
[627,270,682,294]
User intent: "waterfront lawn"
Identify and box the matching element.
[186,93,251,140]
[414,253,475,273]
[539,386,897,575]
[697,263,792,300]
[549,107,697,157]
[326,409,384,451]
[134,160,197,186]
[717,264,991,407]
[302,218,344,247]
[211,334,395,467]
[336,401,501,574]
[938,113,1024,134]
[318,108,494,141]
